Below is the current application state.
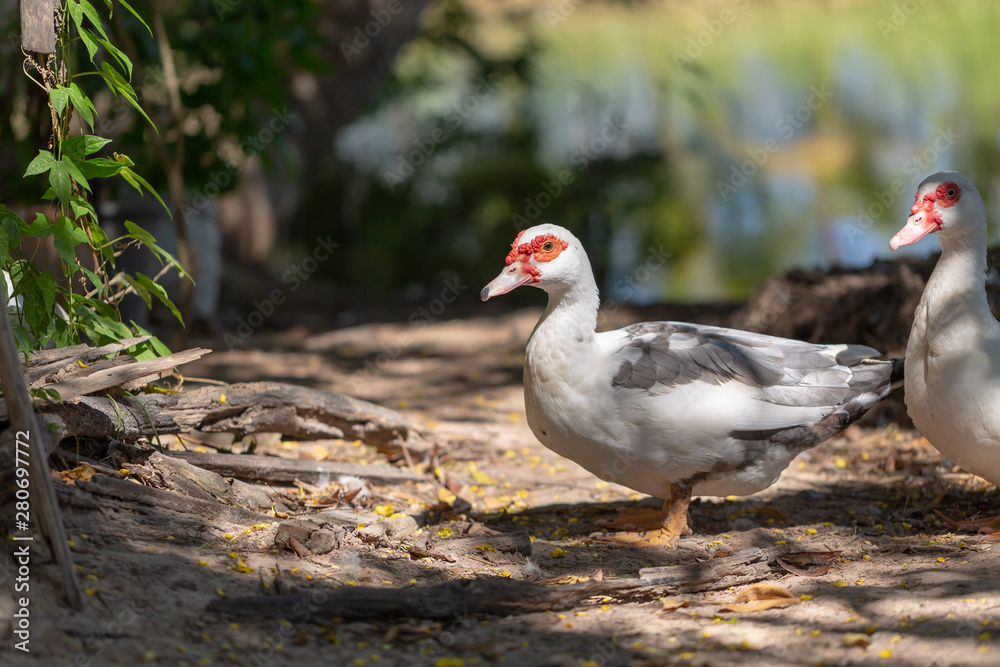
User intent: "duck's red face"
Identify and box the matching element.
[481,230,569,301]
[890,182,961,250]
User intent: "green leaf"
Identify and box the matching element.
[70,195,98,221]
[11,324,35,360]
[62,135,112,161]
[50,87,72,116]
[48,161,73,205]
[125,275,152,310]
[118,0,152,37]
[124,221,191,280]
[135,271,183,325]
[0,208,25,264]
[67,84,97,127]
[99,63,155,130]
[24,150,57,177]
[77,0,111,42]
[60,155,91,193]
[77,27,100,62]
[120,167,168,213]
[53,316,76,348]
[94,35,133,80]
[130,322,172,359]
[20,271,56,343]
[23,213,56,238]
[78,157,126,180]
[81,267,105,295]
[53,216,88,272]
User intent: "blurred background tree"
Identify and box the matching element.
[4,0,1000,335]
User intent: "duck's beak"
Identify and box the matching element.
[481,261,535,301]
[889,207,939,251]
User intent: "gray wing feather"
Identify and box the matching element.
[610,322,847,394]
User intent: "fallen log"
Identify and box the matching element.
[165,450,427,485]
[78,474,274,526]
[206,548,777,621]
[7,381,418,449]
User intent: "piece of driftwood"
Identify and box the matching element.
[10,381,418,447]
[207,547,777,621]
[31,347,211,402]
[23,335,151,385]
[0,294,82,609]
[161,382,413,445]
[165,450,427,485]
[78,474,274,526]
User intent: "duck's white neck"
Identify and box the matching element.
[925,229,991,320]
[531,267,601,346]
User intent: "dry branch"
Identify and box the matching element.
[165,450,426,485]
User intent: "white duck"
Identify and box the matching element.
[482,224,901,545]
[889,170,1000,531]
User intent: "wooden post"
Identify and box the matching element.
[0,307,83,609]
[20,0,56,54]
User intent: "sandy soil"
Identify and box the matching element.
[3,306,999,667]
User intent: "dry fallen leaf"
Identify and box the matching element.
[776,551,839,577]
[842,633,871,648]
[660,597,691,612]
[720,584,799,613]
[59,464,96,484]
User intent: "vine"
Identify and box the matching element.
[2,0,184,360]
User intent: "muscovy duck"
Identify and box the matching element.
[482,224,901,545]
[889,170,1000,532]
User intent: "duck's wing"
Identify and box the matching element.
[597,321,897,445]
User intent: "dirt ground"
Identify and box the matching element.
[3,304,999,667]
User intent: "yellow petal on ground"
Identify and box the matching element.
[219,393,226,403]
[468,462,495,485]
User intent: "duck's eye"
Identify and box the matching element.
[947,188,956,198]
[542,241,554,252]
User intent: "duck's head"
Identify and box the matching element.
[481,224,588,301]
[890,171,986,251]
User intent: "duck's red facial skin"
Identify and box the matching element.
[504,233,569,282]
[891,182,961,251]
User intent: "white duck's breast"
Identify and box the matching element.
[905,301,1000,485]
